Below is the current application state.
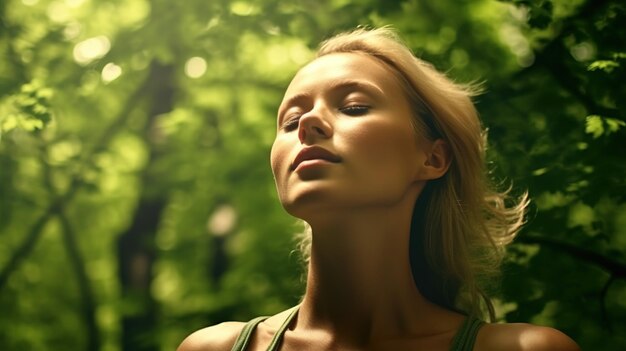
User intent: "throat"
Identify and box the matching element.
[297,217,441,344]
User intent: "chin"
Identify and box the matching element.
[280,191,343,220]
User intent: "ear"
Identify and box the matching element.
[418,139,451,180]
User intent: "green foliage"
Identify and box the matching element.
[484,0,626,348]
[585,115,625,138]
[0,0,624,350]
[0,80,54,136]
[499,0,554,28]
[588,59,619,73]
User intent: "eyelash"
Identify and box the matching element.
[280,105,370,131]
[281,116,300,131]
[340,105,370,116]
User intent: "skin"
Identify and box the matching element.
[177,53,580,351]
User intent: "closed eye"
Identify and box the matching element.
[281,116,301,132]
[340,105,369,116]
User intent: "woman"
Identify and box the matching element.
[178,27,579,351]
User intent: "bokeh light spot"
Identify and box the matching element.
[47,1,72,23]
[73,35,111,65]
[185,57,207,79]
[570,42,595,62]
[101,62,123,83]
[208,205,237,237]
[450,48,469,68]
[230,1,260,16]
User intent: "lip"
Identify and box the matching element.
[290,146,341,171]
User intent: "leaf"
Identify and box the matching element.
[588,60,620,73]
[585,115,625,138]
[0,80,54,137]
[606,118,626,135]
[585,115,604,139]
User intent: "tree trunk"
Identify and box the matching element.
[117,61,175,351]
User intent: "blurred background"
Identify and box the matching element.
[0,0,625,350]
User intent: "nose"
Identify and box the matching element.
[298,107,333,144]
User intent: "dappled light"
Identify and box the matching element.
[184,57,207,79]
[208,205,237,237]
[73,36,111,65]
[101,62,123,83]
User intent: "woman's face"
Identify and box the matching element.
[270,52,432,218]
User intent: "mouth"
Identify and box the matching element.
[290,146,341,171]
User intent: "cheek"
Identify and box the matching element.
[270,144,280,177]
[344,122,420,167]
[343,124,423,192]
[270,138,288,179]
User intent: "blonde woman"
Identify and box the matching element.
[178,27,579,351]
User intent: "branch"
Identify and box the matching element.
[58,210,100,351]
[518,235,626,278]
[0,205,54,288]
[599,275,615,331]
[537,42,619,118]
[0,71,153,291]
[85,69,153,157]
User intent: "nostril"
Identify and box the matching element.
[313,126,325,135]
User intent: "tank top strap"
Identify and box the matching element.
[232,307,480,351]
[230,316,268,351]
[449,316,484,351]
[266,306,300,351]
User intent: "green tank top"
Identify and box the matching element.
[230,306,484,351]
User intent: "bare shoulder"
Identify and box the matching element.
[476,322,580,351]
[177,308,296,351]
[177,321,246,351]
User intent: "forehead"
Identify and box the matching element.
[283,52,403,99]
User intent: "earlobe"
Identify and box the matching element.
[420,139,451,180]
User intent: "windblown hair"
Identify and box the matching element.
[296,27,528,321]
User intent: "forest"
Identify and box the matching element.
[0,0,625,350]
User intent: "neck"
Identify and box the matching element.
[296,193,458,347]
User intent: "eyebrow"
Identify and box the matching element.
[328,79,385,97]
[277,79,385,123]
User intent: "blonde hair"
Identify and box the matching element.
[296,27,528,321]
